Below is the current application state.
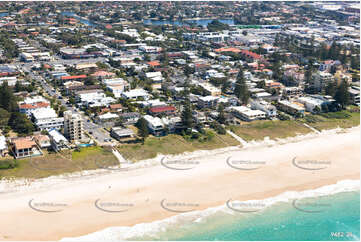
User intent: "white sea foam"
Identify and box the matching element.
[60,179,360,241]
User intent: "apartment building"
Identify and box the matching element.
[31,108,64,131]
[63,111,84,142]
[230,106,266,121]
[277,100,305,116]
[18,96,50,116]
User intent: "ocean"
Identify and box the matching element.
[61,180,360,241]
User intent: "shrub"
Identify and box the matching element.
[0,159,18,169]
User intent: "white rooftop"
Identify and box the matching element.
[32,108,58,120]
[48,129,68,144]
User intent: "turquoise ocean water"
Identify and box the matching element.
[138,191,359,241]
[61,182,360,241]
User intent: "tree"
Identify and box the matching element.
[221,80,231,93]
[136,117,149,143]
[325,81,337,97]
[313,106,321,114]
[217,104,226,124]
[184,65,194,77]
[272,61,283,81]
[84,76,95,86]
[181,98,193,130]
[0,108,10,128]
[8,112,34,135]
[234,68,250,104]
[207,20,229,32]
[0,82,17,112]
[350,55,360,70]
[334,80,349,109]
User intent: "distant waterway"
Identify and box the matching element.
[61,12,97,27]
[143,18,234,27]
[0,12,8,17]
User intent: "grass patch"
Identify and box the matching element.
[117,132,239,162]
[229,120,312,142]
[302,109,360,131]
[0,146,118,179]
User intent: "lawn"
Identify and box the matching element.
[229,120,312,142]
[301,108,360,131]
[117,132,239,162]
[0,146,118,179]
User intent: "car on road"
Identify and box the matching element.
[58,96,63,99]
[89,131,93,135]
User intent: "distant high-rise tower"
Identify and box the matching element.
[63,111,83,142]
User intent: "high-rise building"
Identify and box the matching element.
[63,111,83,142]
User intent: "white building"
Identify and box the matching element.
[197,96,219,109]
[76,90,116,107]
[139,45,162,53]
[103,78,130,98]
[0,76,18,86]
[122,89,150,100]
[96,112,119,123]
[250,99,277,118]
[143,115,164,136]
[48,129,69,152]
[145,71,163,83]
[230,106,266,121]
[198,82,221,96]
[31,108,64,131]
[0,135,8,157]
[297,96,325,113]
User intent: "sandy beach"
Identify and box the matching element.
[0,127,359,241]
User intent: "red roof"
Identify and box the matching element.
[147,61,160,67]
[241,50,261,60]
[215,47,241,53]
[149,106,176,113]
[19,102,49,110]
[61,75,87,80]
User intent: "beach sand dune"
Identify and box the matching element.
[0,127,359,241]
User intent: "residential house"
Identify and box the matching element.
[119,112,141,125]
[283,87,303,97]
[18,96,50,116]
[198,83,221,96]
[143,115,165,136]
[122,89,150,100]
[250,99,277,118]
[96,112,119,124]
[48,129,69,152]
[198,96,219,109]
[148,105,176,116]
[297,95,335,113]
[11,137,42,159]
[110,127,135,140]
[33,134,51,149]
[348,86,360,105]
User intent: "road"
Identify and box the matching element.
[21,63,116,146]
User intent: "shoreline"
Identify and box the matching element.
[60,179,360,241]
[0,126,359,241]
